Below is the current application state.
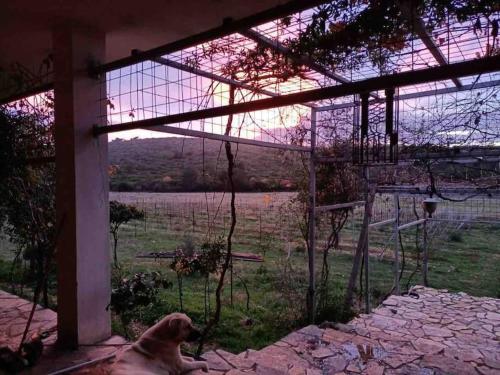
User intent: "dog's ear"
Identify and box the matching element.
[167,317,184,339]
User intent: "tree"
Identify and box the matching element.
[0,97,56,308]
[109,201,144,268]
[0,94,59,357]
[180,167,199,191]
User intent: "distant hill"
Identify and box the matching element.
[108,137,301,192]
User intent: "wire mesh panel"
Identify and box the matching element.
[398,85,500,150]
[315,92,400,164]
[89,4,500,152]
[100,58,312,148]
[352,91,399,165]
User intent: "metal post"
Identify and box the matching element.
[307,108,317,323]
[360,93,369,164]
[230,257,234,307]
[364,167,371,313]
[422,213,429,286]
[393,193,400,295]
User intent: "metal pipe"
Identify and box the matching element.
[397,218,426,231]
[95,0,331,74]
[360,92,369,164]
[149,54,313,108]
[307,107,317,323]
[94,55,500,136]
[240,29,351,85]
[316,200,365,212]
[368,218,396,228]
[422,213,429,286]
[315,79,500,113]
[393,193,400,295]
[146,124,310,152]
[364,168,371,313]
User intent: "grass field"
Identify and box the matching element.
[1,191,499,354]
[104,192,500,352]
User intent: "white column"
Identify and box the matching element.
[53,25,110,347]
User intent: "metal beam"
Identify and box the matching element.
[240,29,379,100]
[96,0,330,74]
[316,200,365,212]
[369,218,396,228]
[416,20,463,88]
[398,218,426,231]
[240,29,350,84]
[94,55,500,136]
[377,186,500,196]
[398,0,462,88]
[406,148,500,160]
[148,54,315,108]
[146,124,310,152]
[0,82,53,106]
[316,79,500,112]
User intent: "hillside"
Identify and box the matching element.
[108,137,301,192]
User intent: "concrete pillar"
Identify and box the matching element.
[53,26,110,347]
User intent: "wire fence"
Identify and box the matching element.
[111,191,500,308]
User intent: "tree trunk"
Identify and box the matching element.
[196,85,237,357]
[113,232,119,268]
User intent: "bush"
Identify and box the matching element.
[449,231,463,242]
[108,271,172,337]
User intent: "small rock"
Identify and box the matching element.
[323,355,347,372]
[485,312,500,321]
[311,347,334,360]
[412,337,446,355]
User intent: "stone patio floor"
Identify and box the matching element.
[1,286,499,374]
[0,289,128,374]
[196,286,500,375]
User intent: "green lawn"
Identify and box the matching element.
[1,192,499,354]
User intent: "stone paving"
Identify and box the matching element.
[0,289,57,350]
[0,289,128,374]
[1,286,499,374]
[196,286,500,375]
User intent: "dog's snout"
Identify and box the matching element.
[186,327,201,342]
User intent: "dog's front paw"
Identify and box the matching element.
[200,362,209,372]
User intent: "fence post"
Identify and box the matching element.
[307,108,317,323]
[259,208,263,250]
[393,193,400,295]
[422,213,429,287]
[364,170,371,313]
[192,207,196,233]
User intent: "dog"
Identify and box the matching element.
[111,313,209,374]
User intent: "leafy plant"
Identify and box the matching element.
[170,237,225,314]
[449,231,463,242]
[110,200,144,268]
[198,238,225,321]
[108,271,171,337]
[289,0,499,72]
[171,247,199,312]
[0,100,56,307]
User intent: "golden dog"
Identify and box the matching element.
[111,313,209,374]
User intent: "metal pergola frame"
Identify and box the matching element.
[94,55,500,138]
[3,0,500,324]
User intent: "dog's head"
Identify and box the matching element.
[153,313,201,344]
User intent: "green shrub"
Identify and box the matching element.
[449,231,463,242]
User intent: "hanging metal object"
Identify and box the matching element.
[352,88,399,165]
[423,197,440,218]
